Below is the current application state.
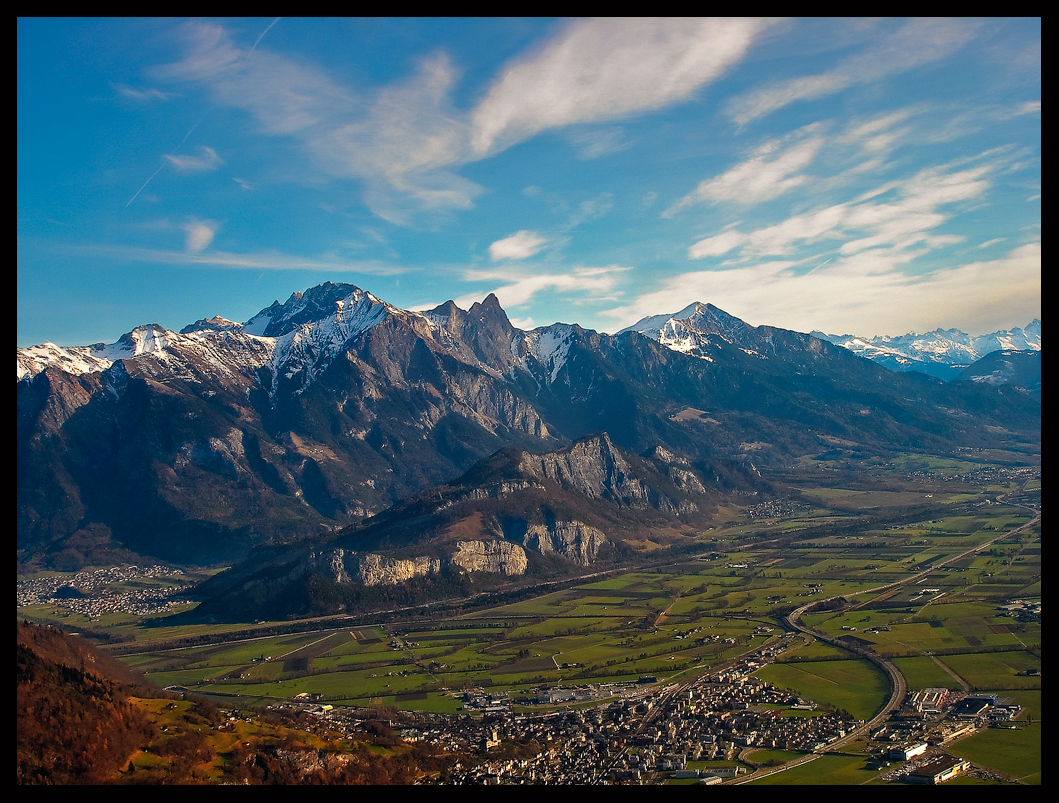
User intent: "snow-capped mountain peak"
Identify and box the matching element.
[180,316,243,335]
[243,282,393,339]
[618,302,755,360]
[814,320,1041,379]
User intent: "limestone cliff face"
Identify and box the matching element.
[313,541,525,587]
[354,552,443,586]
[449,540,527,576]
[522,521,608,565]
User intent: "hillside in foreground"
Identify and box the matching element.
[16,620,458,784]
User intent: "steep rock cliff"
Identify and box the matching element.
[522,521,608,565]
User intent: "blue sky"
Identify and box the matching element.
[17,18,1040,347]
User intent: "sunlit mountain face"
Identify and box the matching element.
[17,283,1039,574]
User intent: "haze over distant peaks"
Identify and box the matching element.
[813,320,1041,380]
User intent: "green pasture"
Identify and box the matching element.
[213,666,431,701]
[145,665,241,687]
[799,488,959,510]
[748,753,883,785]
[891,656,963,690]
[79,472,1036,716]
[752,659,888,720]
[746,748,808,767]
[311,651,401,671]
[997,689,1041,720]
[948,722,1041,783]
[941,651,1041,690]
[886,454,988,474]
[577,576,643,591]
[778,639,852,662]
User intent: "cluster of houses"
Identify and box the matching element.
[16,564,193,618]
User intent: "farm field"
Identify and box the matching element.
[747,753,884,785]
[17,459,1040,785]
[948,722,1042,783]
[891,656,963,690]
[752,659,888,720]
[19,493,1036,724]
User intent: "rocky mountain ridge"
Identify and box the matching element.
[17,282,1040,572]
[186,431,686,619]
[811,320,1041,380]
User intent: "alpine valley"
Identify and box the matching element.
[17,283,1041,618]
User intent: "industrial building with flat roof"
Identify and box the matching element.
[907,754,971,784]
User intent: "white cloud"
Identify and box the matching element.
[458,265,629,310]
[158,22,354,136]
[160,24,479,222]
[688,229,747,259]
[181,220,218,253]
[320,53,483,218]
[70,243,410,274]
[112,83,174,101]
[568,195,614,228]
[489,231,549,261]
[603,243,1040,337]
[470,17,775,156]
[156,20,772,222]
[564,127,632,160]
[165,146,223,172]
[667,131,824,214]
[688,163,992,260]
[726,19,978,125]
[669,110,924,219]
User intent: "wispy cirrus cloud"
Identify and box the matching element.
[165,145,223,172]
[603,242,1040,337]
[318,53,484,222]
[489,230,549,260]
[66,242,410,274]
[687,162,993,261]
[726,18,978,125]
[977,238,1007,249]
[159,25,478,223]
[457,264,629,311]
[564,126,632,160]
[667,109,924,219]
[154,19,776,222]
[666,127,825,214]
[470,17,776,157]
[111,82,176,102]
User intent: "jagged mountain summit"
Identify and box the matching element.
[619,301,755,355]
[811,320,1041,380]
[17,282,1040,570]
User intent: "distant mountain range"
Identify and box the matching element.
[812,320,1041,380]
[18,283,1040,588]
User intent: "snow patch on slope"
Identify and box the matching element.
[264,289,393,396]
[515,324,577,384]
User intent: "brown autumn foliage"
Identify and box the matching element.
[16,620,155,784]
[16,620,460,784]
